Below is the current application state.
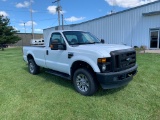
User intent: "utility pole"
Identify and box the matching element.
[24,23,26,34]
[30,0,34,39]
[23,23,26,46]
[53,0,62,30]
[62,14,64,30]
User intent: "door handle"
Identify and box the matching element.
[46,50,49,55]
[68,52,73,58]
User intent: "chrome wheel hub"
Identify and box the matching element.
[76,74,89,92]
[29,63,34,73]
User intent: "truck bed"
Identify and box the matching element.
[23,46,46,68]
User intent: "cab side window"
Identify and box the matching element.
[50,33,65,46]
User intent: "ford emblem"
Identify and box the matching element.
[126,58,131,61]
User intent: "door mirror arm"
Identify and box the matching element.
[101,39,105,44]
[50,43,66,50]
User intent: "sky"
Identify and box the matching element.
[0,0,158,33]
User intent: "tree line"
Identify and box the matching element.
[0,15,21,51]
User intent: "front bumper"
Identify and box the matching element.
[96,65,138,89]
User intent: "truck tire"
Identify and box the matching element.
[73,68,98,96]
[28,59,40,75]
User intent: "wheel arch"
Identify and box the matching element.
[27,54,34,62]
[70,60,98,80]
[72,63,99,96]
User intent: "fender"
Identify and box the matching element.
[26,50,36,62]
[69,55,100,75]
[23,49,35,63]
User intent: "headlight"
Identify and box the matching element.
[102,64,106,72]
[97,57,111,73]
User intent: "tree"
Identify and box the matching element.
[0,15,21,51]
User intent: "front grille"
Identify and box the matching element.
[110,49,136,72]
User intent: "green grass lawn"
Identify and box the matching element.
[0,48,160,120]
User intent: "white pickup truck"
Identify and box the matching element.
[23,30,137,96]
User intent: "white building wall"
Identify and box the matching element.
[70,1,160,48]
[43,1,160,49]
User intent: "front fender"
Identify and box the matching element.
[69,55,100,74]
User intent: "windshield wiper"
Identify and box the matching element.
[70,43,85,45]
[87,42,101,44]
[70,42,101,46]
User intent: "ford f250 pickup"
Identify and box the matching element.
[23,30,137,96]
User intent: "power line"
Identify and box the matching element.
[0,7,48,12]
[36,18,57,22]
[64,20,69,25]
[10,18,58,24]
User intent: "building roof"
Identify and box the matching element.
[44,0,160,30]
[44,30,84,32]
[74,0,160,26]
[15,33,43,35]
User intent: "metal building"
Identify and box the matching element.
[44,0,160,49]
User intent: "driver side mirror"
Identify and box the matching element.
[50,40,66,50]
[101,39,105,44]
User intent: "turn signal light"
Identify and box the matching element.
[98,58,107,63]
[50,45,54,49]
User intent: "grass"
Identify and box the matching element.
[0,48,160,120]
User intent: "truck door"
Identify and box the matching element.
[45,32,69,74]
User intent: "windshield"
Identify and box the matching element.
[63,31,101,45]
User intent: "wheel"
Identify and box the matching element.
[73,68,98,96]
[28,59,40,75]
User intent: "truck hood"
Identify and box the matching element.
[73,44,132,57]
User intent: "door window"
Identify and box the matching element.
[50,33,65,46]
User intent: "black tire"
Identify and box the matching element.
[73,68,98,96]
[28,59,40,75]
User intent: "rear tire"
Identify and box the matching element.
[28,59,40,75]
[73,68,98,96]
